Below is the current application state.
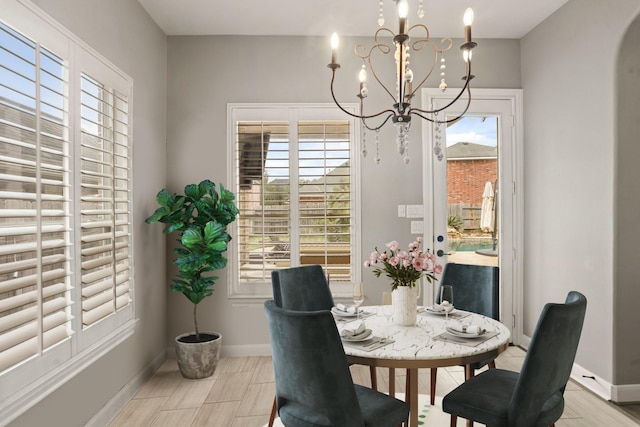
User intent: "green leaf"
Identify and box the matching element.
[182,227,204,248]
[203,221,224,242]
[156,188,171,207]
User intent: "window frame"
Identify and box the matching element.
[0,1,136,423]
[227,103,361,300]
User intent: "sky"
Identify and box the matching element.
[445,115,498,147]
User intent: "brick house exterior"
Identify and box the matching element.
[447,142,497,205]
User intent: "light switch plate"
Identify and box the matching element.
[406,204,424,218]
[398,204,406,217]
[411,220,424,234]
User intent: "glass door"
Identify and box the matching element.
[422,89,523,340]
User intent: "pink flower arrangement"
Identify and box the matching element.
[364,237,443,290]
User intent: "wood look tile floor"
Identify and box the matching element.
[107,346,640,427]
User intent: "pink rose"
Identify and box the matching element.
[398,250,408,259]
[412,257,425,271]
[434,263,443,274]
[389,256,399,267]
[386,241,399,252]
[370,251,379,262]
[403,258,411,267]
[364,260,371,267]
[417,236,423,243]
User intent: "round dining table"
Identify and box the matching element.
[336,305,511,427]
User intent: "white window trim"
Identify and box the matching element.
[226,103,361,300]
[0,1,136,422]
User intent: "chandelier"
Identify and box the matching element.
[327,0,477,163]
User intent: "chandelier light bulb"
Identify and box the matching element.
[463,8,474,26]
[398,0,409,19]
[359,66,367,83]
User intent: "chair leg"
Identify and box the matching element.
[464,364,474,380]
[430,368,437,405]
[389,367,396,396]
[489,360,496,369]
[268,396,277,427]
[450,415,457,427]
[370,366,378,390]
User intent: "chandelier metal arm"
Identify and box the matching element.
[410,86,472,124]
[329,69,398,121]
[408,63,473,120]
[360,113,396,132]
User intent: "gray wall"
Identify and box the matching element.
[8,0,168,426]
[165,35,520,349]
[521,0,640,388]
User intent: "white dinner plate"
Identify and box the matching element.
[341,329,373,342]
[445,326,484,339]
[425,306,456,315]
[331,307,358,317]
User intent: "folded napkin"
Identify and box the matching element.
[334,303,357,314]
[340,321,366,337]
[427,305,444,312]
[448,321,486,335]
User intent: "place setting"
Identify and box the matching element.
[434,319,499,347]
[338,320,394,351]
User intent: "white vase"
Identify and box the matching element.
[392,285,418,326]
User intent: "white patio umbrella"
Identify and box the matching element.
[480,181,494,232]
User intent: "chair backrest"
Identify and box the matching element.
[508,291,587,427]
[271,264,334,311]
[264,300,364,426]
[436,263,500,320]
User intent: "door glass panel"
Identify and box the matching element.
[445,115,499,267]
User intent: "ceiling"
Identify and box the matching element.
[137,0,568,39]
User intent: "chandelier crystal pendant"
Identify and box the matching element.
[328,0,477,164]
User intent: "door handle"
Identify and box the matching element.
[436,249,451,257]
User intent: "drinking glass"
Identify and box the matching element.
[353,281,365,319]
[439,285,454,321]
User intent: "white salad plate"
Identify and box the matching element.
[331,307,358,317]
[425,305,456,315]
[341,329,373,342]
[445,326,484,339]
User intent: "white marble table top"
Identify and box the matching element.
[336,305,511,368]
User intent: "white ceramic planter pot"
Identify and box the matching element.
[174,331,222,379]
[392,286,419,326]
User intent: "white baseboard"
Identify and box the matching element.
[165,343,272,359]
[85,350,166,427]
[221,344,272,357]
[611,384,640,403]
[570,363,612,401]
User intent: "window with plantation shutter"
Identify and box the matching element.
[0,2,134,421]
[228,104,361,298]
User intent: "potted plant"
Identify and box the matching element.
[146,179,239,378]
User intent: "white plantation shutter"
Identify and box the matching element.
[0,22,72,373]
[0,4,134,416]
[298,121,352,282]
[229,105,360,297]
[236,121,291,283]
[79,73,131,328]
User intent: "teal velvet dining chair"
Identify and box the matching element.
[430,262,500,405]
[264,300,409,427]
[271,264,334,311]
[268,265,377,426]
[442,291,587,427]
